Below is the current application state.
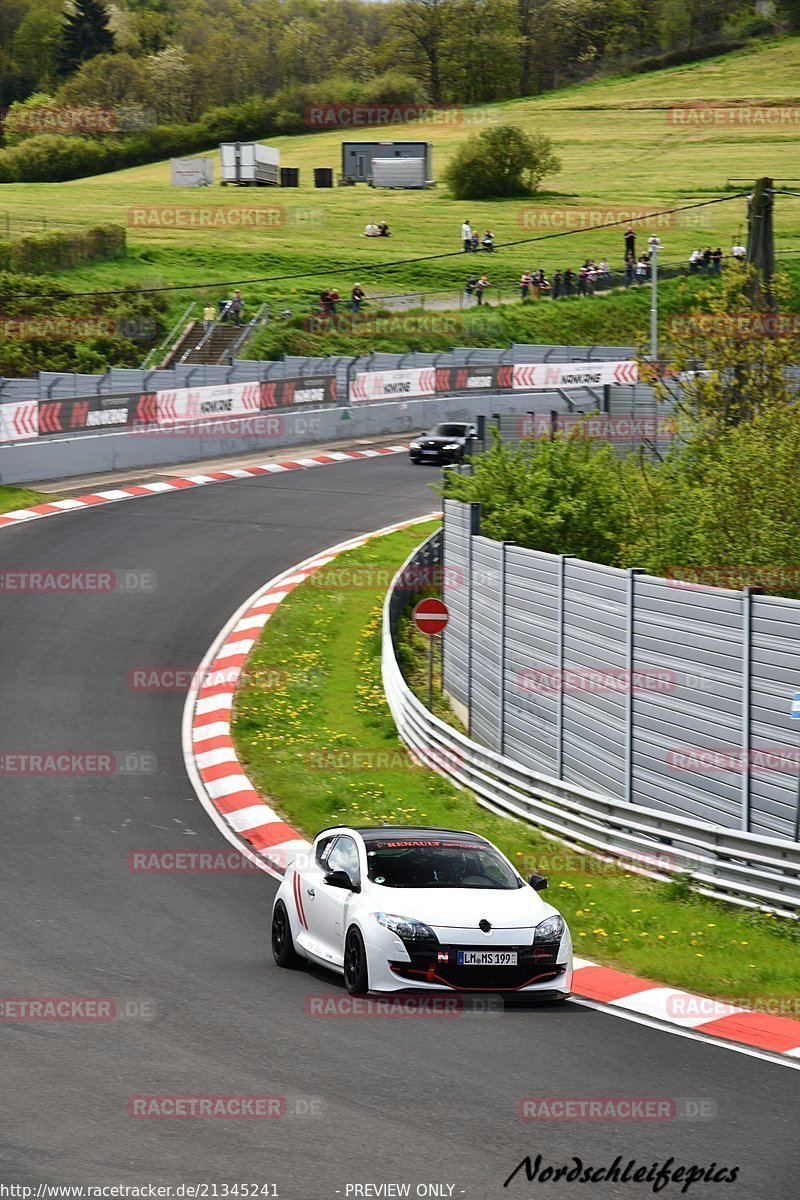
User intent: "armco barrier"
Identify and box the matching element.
[382,535,800,917]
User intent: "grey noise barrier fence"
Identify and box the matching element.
[382,522,800,918]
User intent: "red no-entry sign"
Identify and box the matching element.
[412,597,449,636]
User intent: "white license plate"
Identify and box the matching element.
[457,950,518,966]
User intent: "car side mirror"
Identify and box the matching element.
[325,869,359,892]
[528,873,548,891]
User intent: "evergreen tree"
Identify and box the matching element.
[59,0,114,77]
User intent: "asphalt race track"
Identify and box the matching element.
[1,455,798,1198]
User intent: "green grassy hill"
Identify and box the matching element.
[3,37,799,330]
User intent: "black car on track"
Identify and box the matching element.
[409,422,478,465]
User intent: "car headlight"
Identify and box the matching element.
[373,913,438,942]
[534,915,565,943]
[409,442,420,449]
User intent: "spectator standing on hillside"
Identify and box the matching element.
[635,256,648,284]
[482,230,494,252]
[462,219,472,251]
[599,259,611,285]
[328,286,340,314]
[320,288,332,317]
[577,265,589,296]
[465,273,478,303]
[702,247,712,273]
[475,274,492,305]
[624,254,635,287]
[689,249,703,274]
[563,267,575,297]
[519,271,532,301]
[203,302,216,334]
[532,269,549,299]
[551,270,563,300]
[230,290,244,326]
[711,247,723,274]
[350,283,366,313]
[624,225,636,262]
[732,239,747,263]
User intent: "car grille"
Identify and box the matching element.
[390,943,565,991]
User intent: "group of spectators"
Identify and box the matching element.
[461,220,494,252]
[365,222,391,237]
[203,289,244,332]
[319,284,367,315]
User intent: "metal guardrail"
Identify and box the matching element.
[382,534,800,917]
[142,302,196,369]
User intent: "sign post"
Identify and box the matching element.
[412,598,450,710]
[791,691,800,840]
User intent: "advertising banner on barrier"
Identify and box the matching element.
[38,395,134,435]
[513,360,638,390]
[0,400,39,442]
[260,376,337,408]
[155,380,264,424]
[350,367,436,403]
[434,364,513,393]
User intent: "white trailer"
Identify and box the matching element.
[369,156,427,189]
[219,143,280,187]
[170,157,213,187]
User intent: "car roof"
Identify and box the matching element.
[314,825,491,846]
[354,825,489,844]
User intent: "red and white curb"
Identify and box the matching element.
[182,523,800,1067]
[0,445,410,531]
[182,515,439,875]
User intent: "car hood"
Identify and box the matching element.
[366,884,559,930]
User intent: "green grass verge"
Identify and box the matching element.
[232,520,800,1006]
[0,485,53,514]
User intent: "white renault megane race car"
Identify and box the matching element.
[271,825,573,996]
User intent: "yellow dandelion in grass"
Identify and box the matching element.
[622,938,630,943]
[631,908,642,913]
[740,940,749,945]
[639,932,649,938]
[657,935,666,940]
[696,953,704,958]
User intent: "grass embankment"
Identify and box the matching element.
[1,37,799,337]
[232,521,800,1006]
[0,486,52,514]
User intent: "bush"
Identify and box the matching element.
[0,224,125,273]
[444,124,561,200]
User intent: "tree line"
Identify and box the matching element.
[0,0,790,118]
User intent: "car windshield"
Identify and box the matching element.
[428,424,469,438]
[365,838,522,889]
